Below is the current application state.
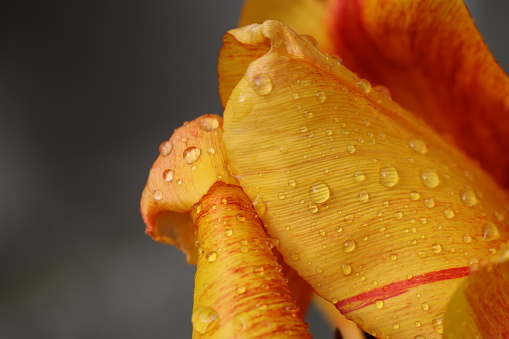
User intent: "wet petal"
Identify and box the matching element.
[220,21,509,337]
[140,114,237,263]
[191,182,311,337]
[444,247,509,338]
[239,0,509,187]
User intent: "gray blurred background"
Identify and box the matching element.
[0,1,507,338]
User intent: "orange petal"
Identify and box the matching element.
[191,181,311,338]
[238,0,509,187]
[314,296,365,339]
[327,0,509,186]
[220,21,509,337]
[443,247,509,337]
[140,114,237,263]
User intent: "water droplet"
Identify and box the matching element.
[315,90,326,103]
[236,286,246,294]
[424,198,435,208]
[236,214,246,222]
[304,110,313,119]
[443,208,455,219]
[183,146,201,164]
[152,189,163,201]
[253,195,267,217]
[343,239,356,253]
[407,274,413,280]
[353,170,365,182]
[253,266,265,275]
[323,167,330,174]
[431,243,442,254]
[394,211,403,219]
[431,314,444,334]
[341,264,352,276]
[291,92,299,100]
[469,257,479,265]
[346,144,356,154]
[316,267,324,274]
[288,179,296,187]
[319,229,326,237]
[207,147,216,155]
[199,117,220,131]
[408,139,428,154]
[409,191,421,200]
[250,74,273,95]
[390,253,398,260]
[482,222,500,241]
[358,190,369,202]
[459,188,478,206]
[357,79,372,93]
[291,252,300,261]
[417,250,427,258]
[278,192,286,200]
[421,302,429,311]
[159,140,173,156]
[225,229,233,237]
[374,300,384,309]
[393,323,400,329]
[300,126,308,133]
[309,181,331,204]
[419,169,440,188]
[379,165,399,187]
[414,336,426,339]
[206,251,217,262]
[192,306,219,334]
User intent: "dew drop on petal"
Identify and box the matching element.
[419,168,440,188]
[341,264,352,276]
[424,198,435,208]
[459,188,478,206]
[206,251,217,262]
[431,314,444,334]
[482,222,500,241]
[443,208,455,219]
[163,169,174,182]
[353,170,365,182]
[409,191,420,200]
[374,300,384,309]
[346,144,356,154]
[250,74,273,95]
[408,139,428,154]
[431,243,442,254]
[159,140,173,156]
[199,116,220,131]
[192,306,219,334]
[153,189,163,201]
[309,181,331,204]
[357,79,372,93]
[183,146,201,164]
[343,239,356,253]
[358,190,369,202]
[315,90,326,103]
[379,165,399,187]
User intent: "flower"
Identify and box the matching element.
[141,1,509,337]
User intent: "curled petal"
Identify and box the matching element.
[140,114,237,263]
[220,21,509,337]
[191,182,311,338]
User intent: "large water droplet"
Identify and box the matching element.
[250,74,273,95]
[343,239,356,253]
[459,188,478,206]
[431,243,442,254]
[482,222,500,241]
[374,300,384,309]
[206,251,217,262]
[353,170,365,182]
[408,139,428,154]
[159,140,173,156]
[192,306,219,334]
[153,189,163,201]
[183,146,201,164]
[309,181,331,203]
[419,169,440,188]
[341,264,352,276]
[379,165,399,187]
[163,169,174,182]
[424,198,435,208]
[431,314,444,334]
[357,79,372,93]
[358,190,369,202]
[199,117,220,131]
[315,90,326,103]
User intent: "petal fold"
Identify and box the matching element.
[220,21,509,338]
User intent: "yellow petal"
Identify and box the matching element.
[443,247,509,338]
[140,114,237,263]
[191,182,311,338]
[220,21,509,338]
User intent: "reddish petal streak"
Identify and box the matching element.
[335,266,470,313]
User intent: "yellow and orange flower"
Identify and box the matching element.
[141,0,509,338]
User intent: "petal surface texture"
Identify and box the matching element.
[240,0,509,187]
[140,115,237,263]
[443,248,509,338]
[220,21,509,338]
[191,182,311,338]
